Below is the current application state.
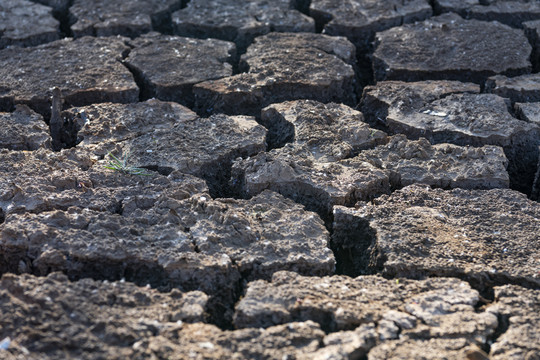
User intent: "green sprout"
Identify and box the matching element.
[104,151,152,176]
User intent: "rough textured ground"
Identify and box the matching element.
[0,1,539,359]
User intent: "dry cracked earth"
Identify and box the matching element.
[0,0,539,359]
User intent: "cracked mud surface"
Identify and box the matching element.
[0,1,539,359]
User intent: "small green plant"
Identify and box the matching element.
[104,151,152,176]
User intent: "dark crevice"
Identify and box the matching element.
[356,53,375,96]
[290,0,311,16]
[429,0,442,15]
[483,313,510,355]
[0,207,4,224]
[151,1,186,35]
[309,8,332,34]
[202,154,254,199]
[505,139,540,198]
[258,108,295,150]
[331,213,381,277]
[138,165,174,177]
[114,200,124,215]
[117,52,149,104]
[50,0,74,38]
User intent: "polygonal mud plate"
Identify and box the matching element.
[356,135,509,190]
[0,0,59,49]
[333,185,540,289]
[434,0,540,28]
[0,105,52,151]
[0,147,207,217]
[172,0,314,51]
[194,32,357,116]
[361,80,540,194]
[0,272,208,359]
[69,0,183,38]
[309,0,432,49]
[66,99,266,197]
[372,13,532,84]
[0,36,138,117]
[124,33,235,107]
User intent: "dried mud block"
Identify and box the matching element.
[515,102,540,126]
[124,33,235,108]
[184,190,335,279]
[232,146,390,221]
[309,0,431,49]
[31,0,70,13]
[356,135,510,190]
[172,0,314,52]
[235,272,497,355]
[67,99,198,151]
[0,272,207,359]
[64,99,265,197]
[489,285,540,359]
[333,185,540,289]
[0,189,333,307]
[69,0,184,38]
[361,80,481,127]
[361,81,540,194]
[0,36,138,117]
[116,114,265,197]
[368,339,490,360]
[485,73,540,103]
[0,105,52,150]
[259,99,387,152]
[231,100,389,219]
[0,0,59,49]
[193,32,357,116]
[373,13,532,84]
[0,147,208,217]
[0,206,240,322]
[434,0,540,28]
[137,321,326,360]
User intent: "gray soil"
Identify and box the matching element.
[0,1,539,359]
